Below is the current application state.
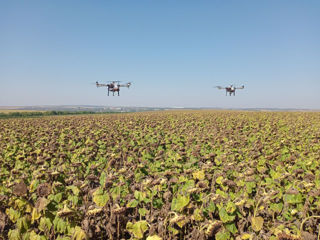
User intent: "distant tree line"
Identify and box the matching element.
[0,111,115,119]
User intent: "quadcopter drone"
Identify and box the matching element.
[96,81,132,96]
[215,84,244,96]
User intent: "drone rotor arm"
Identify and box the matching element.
[119,82,132,88]
[235,85,244,89]
[96,82,109,88]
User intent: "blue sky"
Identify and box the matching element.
[1,1,319,108]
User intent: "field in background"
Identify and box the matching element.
[0,111,320,240]
[0,110,45,113]
[0,110,112,119]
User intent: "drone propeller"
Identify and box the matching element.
[118,82,132,88]
[106,81,121,83]
[214,86,223,89]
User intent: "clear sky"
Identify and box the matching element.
[1,1,319,109]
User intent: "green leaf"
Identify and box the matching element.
[68,195,79,207]
[178,176,188,183]
[127,199,139,208]
[99,171,106,187]
[138,208,148,217]
[171,194,190,212]
[92,188,109,207]
[241,233,252,239]
[153,198,164,209]
[14,199,29,210]
[31,208,41,224]
[215,229,231,240]
[66,186,80,196]
[53,216,68,234]
[251,216,264,232]
[29,179,40,192]
[29,231,46,240]
[219,207,235,223]
[193,170,205,180]
[147,235,162,240]
[6,208,21,223]
[214,157,222,166]
[283,194,303,204]
[246,182,256,194]
[168,226,179,236]
[134,190,146,202]
[72,226,87,240]
[270,203,283,213]
[225,222,238,234]
[8,229,21,240]
[216,176,224,185]
[206,201,216,212]
[17,216,30,232]
[56,236,71,240]
[216,189,228,198]
[181,180,195,193]
[52,192,63,203]
[22,232,31,240]
[126,220,149,239]
[226,201,237,214]
[39,217,52,232]
[193,208,203,221]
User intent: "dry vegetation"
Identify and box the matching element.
[0,111,320,240]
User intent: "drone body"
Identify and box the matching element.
[215,85,244,96]
[96,81,131,96]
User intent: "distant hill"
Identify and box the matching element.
[0,105,319,112]
[0,105,170,113]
